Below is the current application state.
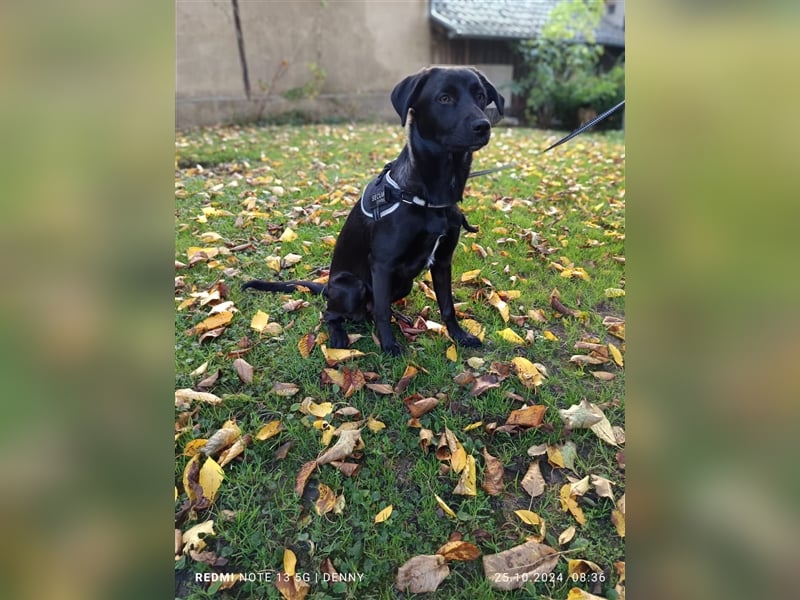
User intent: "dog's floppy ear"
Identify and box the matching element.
[391,69,429,127]
[472,69,506,124]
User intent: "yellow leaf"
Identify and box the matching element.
[199,457,224,502]
[559,484,586,525]
[315,483,337,516]
[464,421,483,432]
[511,357,544,389]
[190,311,233,335]
[543,330,559,341]
[514,509,542,526]
[284,548,297,577]
[299,397,333,418]
[485,290,510,322]
[256,420,283,441]
[250,310,270,333]
[436,540,482,562]
[434,494,457,518]
[547,445,565,468]
[182,455,200,504]
[453,454,477,496]
[497,327,525,345]
[183,438,208,457]
[297,333,315,358]
[567,588,607,600]
[202,419,241,456]
[266,255,282,272]
[374,504,393,524]
[460,269,481,282]
[182,519,215,555]
[450,444,467,474]
[279,227,298,242]
[446,344,458,362]
[218,434,251,467]
[320,345,365,365]
[608,342,624,367]
[559,526,576,545]
[367,416,386,432]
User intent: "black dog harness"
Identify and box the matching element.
[359,162,451,221]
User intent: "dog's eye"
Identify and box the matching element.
[438,94,453,104]
[476,91,486,103]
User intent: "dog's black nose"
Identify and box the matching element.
[472,119,491,137]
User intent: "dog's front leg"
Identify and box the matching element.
[431,260,482,348]
[370,263,404,356]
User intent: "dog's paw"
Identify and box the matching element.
[456,333,482,348]
[381,340,406,356]
[328,330,350,349]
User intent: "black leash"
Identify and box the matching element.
[468,100,625,178]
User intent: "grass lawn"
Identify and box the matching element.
[174,122,625,599]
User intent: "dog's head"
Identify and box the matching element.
[391,67,505,152]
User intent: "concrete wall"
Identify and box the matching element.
[176,0,433,128]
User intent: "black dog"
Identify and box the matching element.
[243,66,504,355]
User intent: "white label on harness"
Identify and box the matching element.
[427,235,444,268]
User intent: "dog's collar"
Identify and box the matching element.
[360,163,451,221]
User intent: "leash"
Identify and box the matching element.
[468,99,625,178]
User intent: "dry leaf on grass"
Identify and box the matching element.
[395,554,450,593]
[482,540,559,591]
[436,540,481,562]
[521,460,546,498]
[452,454,477,496]
[481,448,504,496]
[317,428,362,465]
[201,420,241,456]
[505,405,546,428]
[374,505,393,524]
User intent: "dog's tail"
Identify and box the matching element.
[242,280,325,295]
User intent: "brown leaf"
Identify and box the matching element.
[395,554,450,593]
[419,428,434,453]
[436,540,481,562]
[297,333,316,358]
[274,440,293,460]
[317,429,362,465]
[549,288,580,318]
[272,382,300,397]
[295,460,317,496]
[329,461,361,477]
[314,483,337,516]
[404,393,440,418]
[481,448,504,496]
[201,420,241,456]
[365,382,394,395]
[505,405,546,428]
[188,311,234,336]
[197,369,220,390]
[341,367,365,398]
[218,434,251,467]
[232,358,254,384]
[453,370,476,387]
[470,373,500,396]
[482,540,559,591]
[275,572,310,600]
[521,460,546,497]
[394,365,418,394]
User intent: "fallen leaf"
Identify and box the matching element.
[527,443,547,457]
[436,540,481,562]
[394,365,418,394]
[320,345,364,365]
[403,394,439,418]
[568,558,603,578]
[317,429,362,465]
[470,373,500,396]
[284,548,297,576]
[604,287,625,298]
[366,416,386,432]
[232,357,253,383]
[549,288,580,318]
[374,504,393,524]
[445,344,458,361]
[591,474,616,500]
[182,519,215,555]
[591,371,616,381]
[434,494,457,518]
[608,342,624,367]
[570,354,608,366]
[511,357,545,389]
[460,319,485,342]
[559,526,576,545]
[201,420,241,456]
[299,397,333,417]
[279,227,298,242]
[175,388,222,408]
[329,461,360,477]
[558,399,604,429]
[297,333,315,358]
[521,460,546,497]
[218,434,251,467]
[566,588,607,600]
[611,493,625,537]
[250,310,270,333]
[591,412,619,446]
[275,572,309,600]
[295,460,317,496]
[315,483,337,516]
[460,269,481,282]
[255,420,283,441]
[482,540,559,591]
[481,448,504,496]
[272,382,300,397]
[419,428,434,453]
[486,290,510,322]
[505,405,546,428]
[183,438,208,457]
[189,311,234,336]
[198,457,224,501]
[453,454,477,496]
[514,509,542,526]
[547,444,565,469]
[395,554,450,593]
[497,327,526,345]
[365,382,394,395]
[559,483,586,525]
